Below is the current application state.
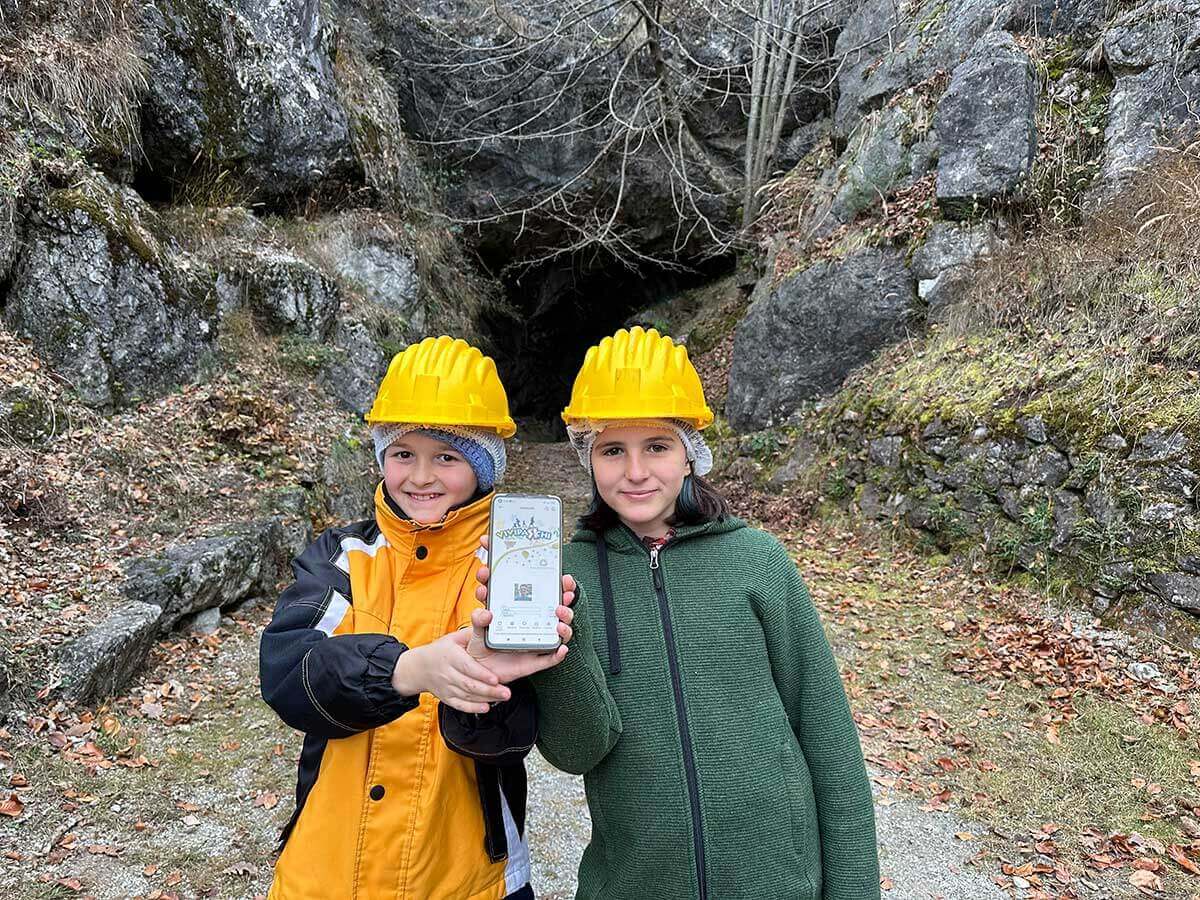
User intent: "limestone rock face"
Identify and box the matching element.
[934,30,1038,211]
[3,175,216,409]
[832,0,1002,142]
[139,0,359,199]
[1100,0,1200,187]
[320,317,393,416]
[727,248,917,431]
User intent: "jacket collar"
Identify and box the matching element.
[374,482,491,562]
[573,515,745,553]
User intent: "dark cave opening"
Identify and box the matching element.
[478,251,736,438]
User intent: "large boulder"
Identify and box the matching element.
[59,602,164,704]
[832,0,1001,142]
[934,30,1037,211]
[122,520,288,631]
[139,0,359,201]
[727,247,917,431]
[3,171,216,409]
[215,248,341,340]
[1100,0,1200,187]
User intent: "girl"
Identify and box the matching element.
[260,335,575,900]
[479,327,879,899]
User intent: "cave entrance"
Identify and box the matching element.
[478,251,735,439]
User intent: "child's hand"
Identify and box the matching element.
[473,535,577,669]
[464,606,571,681]
[391,631,513,714]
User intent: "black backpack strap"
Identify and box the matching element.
[595,534,622,676]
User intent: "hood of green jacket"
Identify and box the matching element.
[571,515,747,550]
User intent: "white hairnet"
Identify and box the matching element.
[566,418,713,477]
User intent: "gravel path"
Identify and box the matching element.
[524,751,1004,899]
[871,774,1005,899]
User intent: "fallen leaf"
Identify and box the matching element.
[0,793,24,817]
[1168,843,1200,875]
[253,791,278,810]
[1129,869,1162,893]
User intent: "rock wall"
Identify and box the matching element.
[727,0,1200,433]
[139,0,360,201]
[372,0,843,261]
[779,410,1200,647]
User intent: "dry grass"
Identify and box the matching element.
[0,0,147,156]
[833,144,1200,446]
[332,25,431,207]
[953,141,1200,360]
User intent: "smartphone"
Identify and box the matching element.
[485,492,564,652]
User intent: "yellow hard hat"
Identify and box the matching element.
[561,326,714,429]
[365,336,516,437]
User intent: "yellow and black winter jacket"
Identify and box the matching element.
[260,486,535,900]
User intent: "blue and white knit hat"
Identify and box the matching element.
[371,423,507,491]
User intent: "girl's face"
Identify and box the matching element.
[591,425,689,539]
[383,432,479,523]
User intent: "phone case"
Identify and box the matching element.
[485,492,564,653]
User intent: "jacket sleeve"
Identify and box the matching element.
[529,582,622,775]
[438,678,538,766]
[259,527,419,739]
[756,539,880,900]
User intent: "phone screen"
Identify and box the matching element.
[486,493,563,651]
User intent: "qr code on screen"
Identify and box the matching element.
[514,583,533,602]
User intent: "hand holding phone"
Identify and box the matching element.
[482,493,566,652]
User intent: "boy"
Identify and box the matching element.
[260,336,573,899]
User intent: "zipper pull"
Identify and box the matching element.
[649,546,660,570]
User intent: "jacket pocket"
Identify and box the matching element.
[780,738,818,893]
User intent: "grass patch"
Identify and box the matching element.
[835,145,1200,447]
[966,695,1193,840]
[0,1,147,160]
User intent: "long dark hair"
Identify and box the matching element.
[579,472,730,533]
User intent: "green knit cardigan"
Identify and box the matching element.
[530,516,880,900]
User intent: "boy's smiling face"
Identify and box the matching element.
[382,432,479,523]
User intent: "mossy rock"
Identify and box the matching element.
[0,386,58,445]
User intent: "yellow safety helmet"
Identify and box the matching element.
[561,326,714,429]
[365,336,516,437]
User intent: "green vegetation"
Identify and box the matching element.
[836,148,1200,448]
[277,334,345,374]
